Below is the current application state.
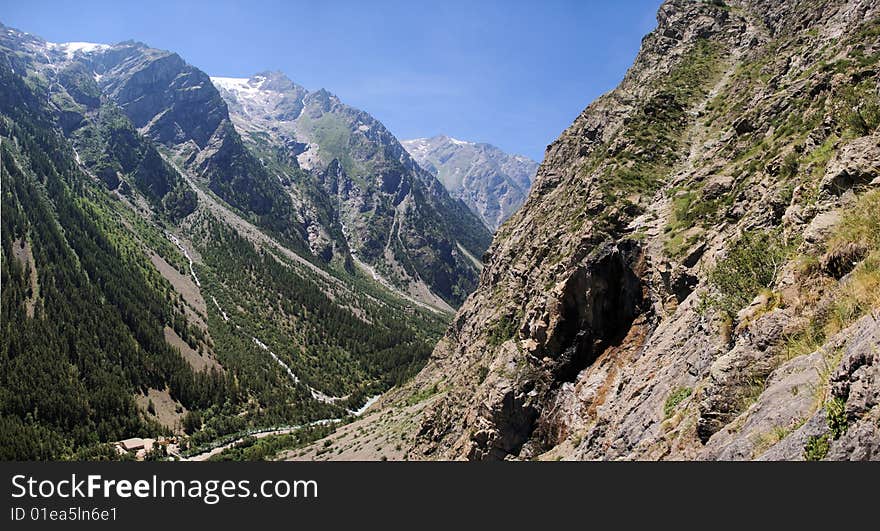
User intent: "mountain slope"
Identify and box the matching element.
[88,41,308,251]
[402,136,537,230]
[212,72,492,307]
[295,0,880,461]
[0,24,451,460]
[0,58,234,458]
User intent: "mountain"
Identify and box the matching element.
[212,72,492,308]
[401,136,537,230]
[0,24,461,459]
[292,0,880,461]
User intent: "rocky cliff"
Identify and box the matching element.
[401,136,537,230]
[295,0,880,461]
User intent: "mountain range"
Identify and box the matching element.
[210,72,492,308]
[0,23,488,458]
[401,135,537,230]
[3,0,880,462]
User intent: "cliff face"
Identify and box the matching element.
[303,0,879,461]
[401,136,537,231]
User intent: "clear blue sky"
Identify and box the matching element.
[2,0,662,161]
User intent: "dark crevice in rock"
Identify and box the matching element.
[548,240,647,384]
[471,240,650,460]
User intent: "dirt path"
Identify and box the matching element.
[628,45,742,256]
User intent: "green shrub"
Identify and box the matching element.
[706,229,789,319]
[839,86,880,137]
[803,434,830,461]
[477,365,490,384]
[487,315,519,346]
[779,152,799,179]
[800,398,849,461]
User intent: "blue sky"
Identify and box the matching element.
[2,0,662,161]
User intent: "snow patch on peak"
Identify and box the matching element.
[47,41,110,58]
[211,75,271,95]
[401,138,431,156]
[447,137,471,146]
[210,76,251,91]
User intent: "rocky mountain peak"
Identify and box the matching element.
[402,135,537,230]
[208,66,492,307]
[253,70,301,92]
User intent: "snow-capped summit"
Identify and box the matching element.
[46,41,110,58]
[210,72,309,146]
[210,75,266,93]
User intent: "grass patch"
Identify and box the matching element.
[738,375,769,411]
[486,314,519,346]
[782,319,826,361]
[663,188,718,258]
[839,85,880,137]
[593,38,725,201]
[821,190,880,337]
[405,383,439,406]
[828,189,880,251]
[752,419,805,458]
[663,387,693,418]
[784,190,880,360]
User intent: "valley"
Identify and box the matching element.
[0,24,466,460]
[2,0,879,462]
